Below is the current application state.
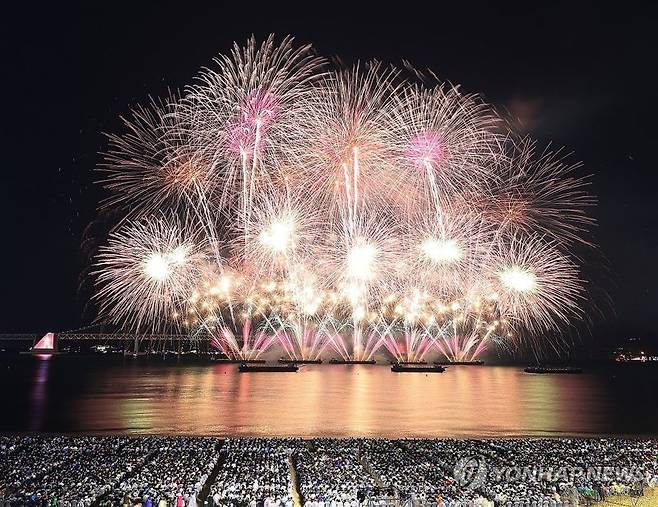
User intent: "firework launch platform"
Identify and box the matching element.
[391,364,446,373]
[239,363,299,373]
[524,366,583,374]
[329,358,377,364]
[279,358,322,364]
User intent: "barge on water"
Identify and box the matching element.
[524,366,583,374]
[238,363,299,373]
[391,364,446,373]
[434,360,485,366]
[329,358,377,364]
[279,358,322,364]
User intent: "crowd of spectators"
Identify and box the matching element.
[0,436,657,507]
[295,439,377,507]
[103,437,219,507]
[208,438,298,507]
[0,436,218,507]
[360,438,658,506]
[0,436,140,506]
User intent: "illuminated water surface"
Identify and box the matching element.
[2,356,656,437]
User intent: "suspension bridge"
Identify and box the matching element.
[0,331,212,354]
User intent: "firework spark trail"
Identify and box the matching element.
[486,137,596,248]
[95,35,595,361]
[100,94,214,220]
[185,35,325,220]
[387,83,503,217]
[211,322,278,360]
[298,63,404,216]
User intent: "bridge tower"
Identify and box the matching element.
[31,332,56,354]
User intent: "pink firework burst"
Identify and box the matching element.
[227,88,282,156]
[405,131,446,169]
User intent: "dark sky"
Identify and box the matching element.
[2,1,657,353]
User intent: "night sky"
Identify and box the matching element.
[2,2,657,355]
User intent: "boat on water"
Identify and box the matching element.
[524,366,583,374]
[238,363,299,373]
[278,358,322,364]
[329,358,377,364]
[391,364,446,373]
[20,350,68,356]
[434,360,485,366]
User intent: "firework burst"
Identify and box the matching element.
[94,214,207,332]
[95,35,595,361]
[100,94,214,219]
[185,35,325,217]
[490,233,583,335]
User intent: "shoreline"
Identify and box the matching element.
[3,431,658,440]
